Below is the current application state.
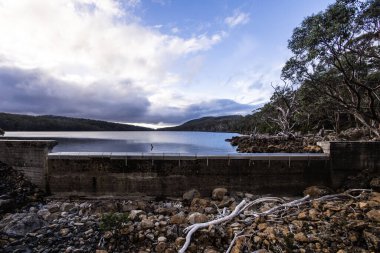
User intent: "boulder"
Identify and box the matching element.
[212,187,228,200]
[141,218,154,229]
[183,189,201,202]
[366,209,380,222]
[129,210,145,221]
[0,213,46,236]
[303,186,333,198]
[170,212,187,225]
[369,177,380,191]
[188,212,208,224]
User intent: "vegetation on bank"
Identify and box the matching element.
[0,113,151,131]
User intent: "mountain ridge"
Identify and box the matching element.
[0,112,152,131]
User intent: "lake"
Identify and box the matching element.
[4,131,239,154]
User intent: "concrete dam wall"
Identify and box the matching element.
[0,140,379,197]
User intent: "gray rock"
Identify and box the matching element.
[61,203,75,212]
[0,213,47,236]
[47,204,60,213]
[182,189,201,202]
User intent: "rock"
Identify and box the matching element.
[103,231,113,239]
[190,198,210,212]
[303,186,332,198]
[218,197,235,208]
[203,248,219,253]
[204,207,215,214]
[369,192,380,203]
[170,212,187,224]
[308,209,319,220]
[294,232,308,242]
[37,209,51,220]
[297,211,307,220]
[60,228,70,236]
[0,213,46,236]
[141,218,154,229]
[257,223,267,231]
[363,231,379,250]
[366,209,380,222]
[158,236,167,243]
[175,237,186,249]
[183,189,201,202]
[188,212,208,224]
[369,177,380,191]
[155,242,167,253]
[61,202,75,212]
[47,203,60,213]
[212,187,228,200]
[129,210,145,221]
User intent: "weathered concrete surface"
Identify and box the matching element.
[47,156,330,197]
[330,141,380,188]
[0,140,57,189]
[1,140,379,197]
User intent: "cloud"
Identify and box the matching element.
[0,65,254,124]
[0,0,235,124]
[225,11,250,28]
[0,66,151,121]
[145,99,254,124]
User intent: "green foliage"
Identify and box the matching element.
[282,0,380,136]
[99,212,129,231]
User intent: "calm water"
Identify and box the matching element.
[4,131,239,154]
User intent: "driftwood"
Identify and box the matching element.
[179,189,372,253]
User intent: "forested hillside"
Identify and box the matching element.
[0,113,151,131]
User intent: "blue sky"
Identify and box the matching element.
[0,0,335,128]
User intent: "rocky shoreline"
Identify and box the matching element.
[0,163,379,252]
[226,128,380,153]
[226,136,323,153]
[1,189,379,252]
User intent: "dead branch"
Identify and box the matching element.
[179,189,371,253]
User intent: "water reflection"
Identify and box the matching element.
[5,131,239,154]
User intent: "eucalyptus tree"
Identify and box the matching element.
[282,0,380,136]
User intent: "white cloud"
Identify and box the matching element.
[0,0,226,122]
[225,11,250,28]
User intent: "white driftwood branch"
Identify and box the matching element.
[225,231,243,253]
[179,200,248,253]
[179,189,371,253]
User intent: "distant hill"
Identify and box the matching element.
[0,113,151,131]
[162,115,245,132]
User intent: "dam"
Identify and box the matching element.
[0,140,379,197]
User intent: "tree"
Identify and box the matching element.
[267,84,299,136]
[282,0,380,136]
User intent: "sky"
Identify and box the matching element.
[0,0,335,128]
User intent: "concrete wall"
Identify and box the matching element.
[0,140,57,189]
[1,140,379,197]
[47,154,330,197]
[330,141,380,188]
